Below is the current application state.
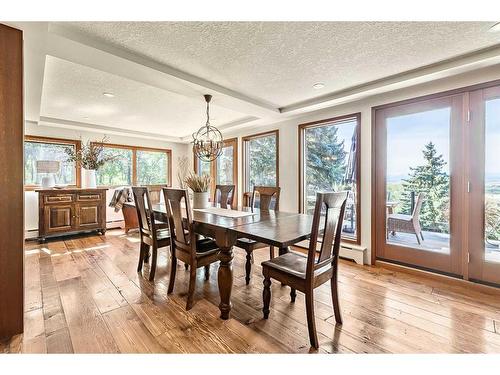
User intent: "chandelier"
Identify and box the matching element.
[192,94,224,162]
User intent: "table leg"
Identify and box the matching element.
[215,230,237,320]
[279,246,289,256]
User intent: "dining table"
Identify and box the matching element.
[150,203,316,320]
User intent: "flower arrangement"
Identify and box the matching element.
[65,137,116,170]
[184,172,211,192]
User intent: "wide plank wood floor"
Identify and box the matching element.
[2,229,500,353]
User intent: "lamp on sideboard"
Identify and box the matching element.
[36,160,60,188]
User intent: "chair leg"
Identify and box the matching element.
[305,291,319,349]
[184,263,189,270]
[331,272,343,324]
[415,233,421,245]
[137,242,147,272]
[148,246,158,281]
[245,250,252,285]
[262,275,271,319]
[420,231,425,241]
[290,288,296,303]
[186,264,197,310]
[167,254,177,294]
[204,265,210,281]
[269,246,275,259]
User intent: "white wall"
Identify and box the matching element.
[24,122,191,237]
[222,64,500,264]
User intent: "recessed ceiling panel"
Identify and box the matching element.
[40,55,247,137]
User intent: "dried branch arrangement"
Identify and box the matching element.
[184,172,211,192]
[65,136,116,170]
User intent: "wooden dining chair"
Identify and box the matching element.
[214,184,235,209]
[162,187,221,310]
[132,187,171,282]
[236,186,281,285]
[261,191,348,349]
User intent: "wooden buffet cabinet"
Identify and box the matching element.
[36,188,107,242]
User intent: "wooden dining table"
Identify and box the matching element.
[150,203,315,320]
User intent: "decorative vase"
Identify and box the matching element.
[83,169,97,188]
[192,191,210,209]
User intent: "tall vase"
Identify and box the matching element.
[83,169,97,188]
[192,191,210,209]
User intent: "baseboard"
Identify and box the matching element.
[376,260,500,295]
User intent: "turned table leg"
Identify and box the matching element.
[215,230,237,320]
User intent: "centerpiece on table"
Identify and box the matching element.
[65,137,116,188]
[184,172,211,209]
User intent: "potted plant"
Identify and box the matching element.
[65,137,116,188]
[184,172,211,209]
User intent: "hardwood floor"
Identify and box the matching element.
[2,229,500,353]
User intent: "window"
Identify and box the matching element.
[194,138,238,203]
[24,136,81,188]
[243,130,279,193]
[93,143,171,187]
[96,146,133,186]
[299,114,361,243]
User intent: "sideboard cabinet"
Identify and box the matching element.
[36,188,107,242]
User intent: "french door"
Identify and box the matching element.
[468,86,500,285]
[194,137,238,205]
[375,84,500,285]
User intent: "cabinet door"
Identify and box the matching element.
[44,205,74,233]
[76,203,101,229]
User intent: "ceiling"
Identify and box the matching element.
[11,21,500,142]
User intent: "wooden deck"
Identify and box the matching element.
[2,229,500,353]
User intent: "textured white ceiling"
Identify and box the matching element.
[58,22,500,107]
[40,56,246,137]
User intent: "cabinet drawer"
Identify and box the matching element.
[44,194,74,204]
[77,193,102,202]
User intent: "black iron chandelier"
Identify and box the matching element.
[192,94,224,162]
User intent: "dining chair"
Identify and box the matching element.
[162,187,221,310]
[132,186,171,281]
[236,186,281,285]
[214,184,235,209]
[261,191,348,349]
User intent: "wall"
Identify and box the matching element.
[222,64,500,264]
[24,122,191,237]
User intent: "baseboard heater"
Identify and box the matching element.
[294,240,366,265]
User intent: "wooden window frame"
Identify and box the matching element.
[193,137,239,206]
[242,129,280,195]
[298,113,361,245]
[24,135,82,190]
[91,142,172,188]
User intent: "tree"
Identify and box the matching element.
[400,142,450,232]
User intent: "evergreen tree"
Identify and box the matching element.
[305,125,347,196]
[400,142,450,232]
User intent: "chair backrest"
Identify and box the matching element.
[214,184,235,209]
[162,188,193,253]
[307,191,348,277]
[251,186,281,211]
[132,186,156,237]
[412,192,425,221]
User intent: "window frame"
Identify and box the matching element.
[91,142,172,188]
[242,129,280,194]
[298,113,361,245]
[24,135,82,190]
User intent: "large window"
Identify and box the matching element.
[299,114,361,243]
[24,136,81,188]
[243,130,279,193]
[93,143,171,187]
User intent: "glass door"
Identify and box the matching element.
[468,86,500,285]
[374,95,465,276]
